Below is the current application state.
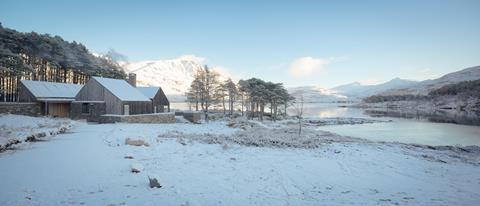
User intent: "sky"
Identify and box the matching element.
[1,0,479,88]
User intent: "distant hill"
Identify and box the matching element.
[286,77,418,103]
[360,66,480,113]
[288,86,347,103]
[332,78,418,99]
[329,65,480,100]
[380,66,480,96]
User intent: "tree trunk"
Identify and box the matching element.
[222,96,226,114]
[241,95,244,116]
[270,102,273,121]
[298,118,302,135]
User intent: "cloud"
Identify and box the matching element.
[289,57,330,78]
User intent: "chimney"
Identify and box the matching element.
[127,73,136,87]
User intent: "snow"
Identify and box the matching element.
[130,163,144,173]
[288,86,348,103]
[92,76,150,101]
[0,114,75,151]
[121,56,233,102]
[20,80,83,99]
[136,87,160,99]
[318,66,480,100]
[332,78,418,99]
[380,66,480,96]
[0,117,479,205]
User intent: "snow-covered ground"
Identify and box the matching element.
[0,114,75,151]
[0,116,479,205]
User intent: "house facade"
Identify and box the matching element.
[74,76,152,116]
[11,74,171,120]
[19,80,83,117]
[137,87,170,113]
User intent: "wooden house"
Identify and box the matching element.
[75,77,152,115]
[19,80,83,117]
[137,87,170,113]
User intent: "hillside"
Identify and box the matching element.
[332,78,418,99]
[121,56,231,102]
[380,66,480,96]
[361,69,480,113]
[288,86,347,103]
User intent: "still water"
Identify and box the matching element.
[300,103,480,146]
[172,102,480,146]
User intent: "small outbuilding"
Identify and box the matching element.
[137,87,170,113]
[75,77,152,115]
[19,80,83,117]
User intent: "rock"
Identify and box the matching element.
[125,138,149,147]
[177,138,187,146]
[148,176,162,188]
[131,163,144,173]
[222,143,229,150]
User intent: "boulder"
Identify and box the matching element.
[148,176,162,188]
[125,138,149,147]
[131,163,144,173]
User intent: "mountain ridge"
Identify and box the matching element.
[120,56,232,102]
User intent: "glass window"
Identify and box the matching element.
[81,103,89,114]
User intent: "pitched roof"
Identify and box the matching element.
[92,77,150,101]
[21,80,83,99]
[136,87,160,99]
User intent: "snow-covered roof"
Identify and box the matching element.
[92,77,150,101]
[136,87,161,99]
[21,80,83,99]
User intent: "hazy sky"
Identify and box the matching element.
[1,0,479,88]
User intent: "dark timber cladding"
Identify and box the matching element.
[18,80,82,117]
[137,87,170,113]
[75,77,152,115]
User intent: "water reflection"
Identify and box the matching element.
[299,103,480,146]
[364,109,480,126]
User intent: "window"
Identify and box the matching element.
[81,103,89,114]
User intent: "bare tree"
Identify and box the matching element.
[292,90,304,135]
[186,65,220,122]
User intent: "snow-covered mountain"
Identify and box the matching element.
[288,86,348,103]
[121,55,231,102]
[381,65,480,96]
[332,78,418,99]
[288,78,418,102]
[330,66,480,98]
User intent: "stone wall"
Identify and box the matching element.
[98,112,175,124]
[182,111,203,123]
[70,102,106,121]
[0,102,42,116]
